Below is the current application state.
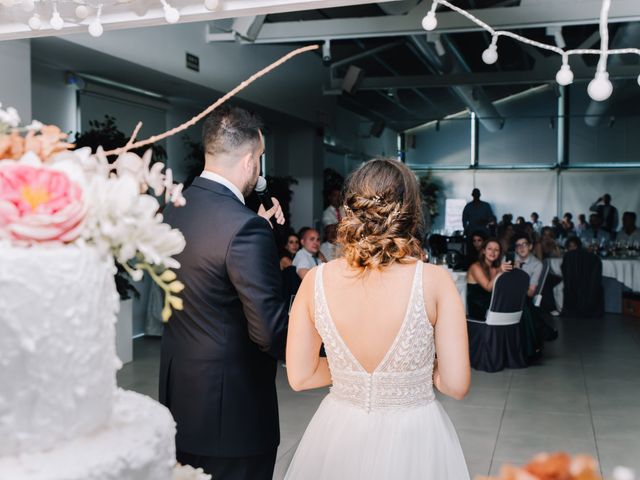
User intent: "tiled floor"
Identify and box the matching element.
[118,313,640,479]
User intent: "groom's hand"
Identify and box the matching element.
[258,197,285,228]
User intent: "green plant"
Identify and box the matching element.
[419,170,442,217]
[181,134,205,189]
[74,115,167,163]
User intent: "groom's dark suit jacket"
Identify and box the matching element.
[159,176,288,458]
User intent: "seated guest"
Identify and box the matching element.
[320,223,339,262]
[487,215,498,237]
[523,222,537,243]
[498,214,513,230]
[530,212,543,234]
[292,228,323,279]
[514,233,542,298]
[279,232,300,270]
[580,213,611,246]
[514,232,552,358]
[498,223,515,255]
[466,238,512,320]
[575,213,588,235]
[566,236,582,251]
[534,227,562,260]
[551,216,565,239]
[466,230,487,268]
[618,211,640,244]
[562,213,575,237]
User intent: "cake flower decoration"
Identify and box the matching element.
[0,103,186,321]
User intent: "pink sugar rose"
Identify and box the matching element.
[0,161,86,243]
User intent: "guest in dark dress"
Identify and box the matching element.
[466,238,513,320]
[465,230,487,269]
[279,232,300,270]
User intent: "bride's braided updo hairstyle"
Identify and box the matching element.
[338,158,424,270]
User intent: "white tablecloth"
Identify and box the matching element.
[443,268,467,313]
[550,258,640,292]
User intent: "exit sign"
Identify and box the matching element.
[186,53,199,72]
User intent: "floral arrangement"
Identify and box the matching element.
[0,102,186,321]
[478,452,635,480]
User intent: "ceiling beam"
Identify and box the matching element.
[0,0,394,41]
[327,63,640,90]
[250,0,640,43]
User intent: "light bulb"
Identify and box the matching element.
[587,71,613,101]
[482,45,498,65]
[203,0,219,10]
[50,11,63,30]
[75,5,89,19]
[21,0,34,12]
[637,73,640,87]
[88,18,103,37]
[163,4,179,23]
[555,64,574,86]
[421,11,437,31]
[28,13,42,30]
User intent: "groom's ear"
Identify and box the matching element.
[239,149,253,174]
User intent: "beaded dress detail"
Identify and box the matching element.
[315,261,435,412]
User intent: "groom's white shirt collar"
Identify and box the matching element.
[200,170,245,205]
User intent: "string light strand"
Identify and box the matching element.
[425,0,640,101]
[104,44,319,156]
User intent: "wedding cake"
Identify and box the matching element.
[0,104,207,480]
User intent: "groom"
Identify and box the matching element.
[160,106,289,480]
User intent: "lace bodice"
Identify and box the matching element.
[315,262,436,413]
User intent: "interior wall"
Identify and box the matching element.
[0,40,31,122]
[31,63,76,134]
[62,24,333,125]
[422,168,640,233]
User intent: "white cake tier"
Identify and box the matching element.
[0,243,121,456]
[0,389,176,480]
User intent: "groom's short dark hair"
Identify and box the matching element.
[202,106,263,157]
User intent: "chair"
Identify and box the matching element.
[467,269,529,372]
[561,250,604,317]
[427,234,448,258]
[281,266,301,311]
[532,259,551,308]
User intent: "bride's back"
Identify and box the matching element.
[322,258,430,374]
[286,158,469,404]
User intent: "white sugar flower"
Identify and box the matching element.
[0,105,20,128]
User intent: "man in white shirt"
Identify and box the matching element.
[293,228,322,279]
[530,212,543,234]
[618,212,640,244]
[322,187,345,228]
[513,232,543,298]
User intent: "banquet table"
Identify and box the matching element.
[549,257,640,292]
[549,257,640,313]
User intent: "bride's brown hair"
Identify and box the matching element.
[337,158,424,270]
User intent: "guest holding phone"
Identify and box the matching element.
[466,238,512,321]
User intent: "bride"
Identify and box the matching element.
[284,158,470,479]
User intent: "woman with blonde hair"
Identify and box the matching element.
[284,159,470,479]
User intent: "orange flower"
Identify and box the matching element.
[0,131,26,160]
[476,453,602,480]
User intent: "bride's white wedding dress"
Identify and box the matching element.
[284,262,470,479]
